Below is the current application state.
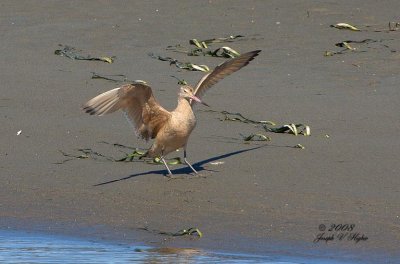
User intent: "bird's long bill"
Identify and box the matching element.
[191,95,209,107]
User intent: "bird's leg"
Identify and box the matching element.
[160,156,173,177]
[184,148,198,174]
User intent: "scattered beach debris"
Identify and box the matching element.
[264,123,311,136]
[324,38,394,57]
[204,110,275,125]
[55,150,89,164]
[335,39,378,48]
[57,149,112,163]
[323,51,337,57]
[190,39,208,49]
[91,72,148,84]
[99,141,136,150]
[335,41,356,51]
[388,22,400,31]
[56,142,182,165]
[171,75,188,85]
[208,46,240,58]
[91,72,129,83]
[54,44,114,63]
[200,110,311,151]
[293,144,305,149]
[342,39,379,45]
[167,45,241,58]
[209,161,224,166]
[151,35,257,70]
[139,227,202,238]
[16,130,22,136]
[369,22,400,32]
[98,141,179,164]
[324,43,360,56]
[330,23,360,31]
[114,149,146,162]
[148,53,210,72]
[150,157,183,165]
[240,133,271,142]
[169,228,202,238]
[190,35,244,47]
[203,109,310,138]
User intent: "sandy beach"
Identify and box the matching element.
[1,0,400,262]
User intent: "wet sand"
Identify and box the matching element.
[1,0,400,262]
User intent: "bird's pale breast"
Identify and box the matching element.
[155,110,196,155]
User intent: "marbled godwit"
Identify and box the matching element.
[83,50,261,176]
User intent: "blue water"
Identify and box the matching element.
[0,229,366,264]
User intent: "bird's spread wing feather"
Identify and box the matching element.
[82,83,171,141]
[191,50,261,105]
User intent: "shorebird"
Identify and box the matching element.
[83,50,261,177]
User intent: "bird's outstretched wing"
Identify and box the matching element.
[82,83,171,141]
[191,50,261,105]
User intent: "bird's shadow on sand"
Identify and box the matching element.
[94,145,266,186]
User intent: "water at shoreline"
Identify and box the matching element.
[0,229,361,264]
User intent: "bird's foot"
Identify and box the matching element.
[164,174,186,180]
[164,172,207,180]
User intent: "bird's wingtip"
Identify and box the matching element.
[82,105,96,115]
[242,50,261,59]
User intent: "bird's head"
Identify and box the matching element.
[179,85,209,106]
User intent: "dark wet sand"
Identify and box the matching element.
[1,0,400,262]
